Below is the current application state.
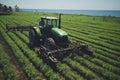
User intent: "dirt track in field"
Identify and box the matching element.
[0,34,28,80]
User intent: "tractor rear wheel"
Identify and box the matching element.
[29,29,36,49]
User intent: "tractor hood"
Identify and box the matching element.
[51,28,68,36]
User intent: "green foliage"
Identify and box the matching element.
[0,3,13,15]
[15,5,19,12]
[63,58,101,80]
[0,12,120,80]
[0,44,17,80]
[56,62,84,80]
[0,24,42,80]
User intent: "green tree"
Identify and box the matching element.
[0,3,3,11]
[15,5,19,12]
[3,5,8,12]
[8,6,12,12]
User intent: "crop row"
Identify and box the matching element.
[69,54,120,80]
[69,33,120,57]
[62,19,120,38]
[56,62,84,80]
[63,20,120,36]
[70,35,120,61]
[0,23,43,80]
[69,36,120,73]
[70,34,120,62]
[82,54,120,75]
[0,43,17,80]
[67,33,120,56]
[70,35,120,67]
[62,58,102,80]
[64,27,120,52]
[62,24,120,46]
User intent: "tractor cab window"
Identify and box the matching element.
[45,17,58,28]
[46,19,51,25]
[52,20,57,27]
[46,19,57,27]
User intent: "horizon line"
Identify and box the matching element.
[20,8,120,11]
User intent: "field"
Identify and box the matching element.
[0,12,120,80]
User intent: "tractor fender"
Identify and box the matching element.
[31,27,41,38]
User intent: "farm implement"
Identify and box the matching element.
[6,14,93,63]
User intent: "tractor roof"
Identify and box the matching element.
[41,17,58,20]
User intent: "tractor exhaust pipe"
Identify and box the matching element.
[58,14,61,29]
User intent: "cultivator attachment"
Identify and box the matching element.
[39,43,93,63]
[6,24,33,32]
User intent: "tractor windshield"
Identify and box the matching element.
[45,17,58,27]
[52,20,57,27]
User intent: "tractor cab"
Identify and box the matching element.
[40,17,58,28]
[39,16,70,47]
[40,16,60,35]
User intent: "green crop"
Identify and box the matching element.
[0,12,120,80]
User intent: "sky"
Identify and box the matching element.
[0,0,120,10]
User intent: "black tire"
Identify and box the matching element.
[29,29,36,49]
[44,38,56,50]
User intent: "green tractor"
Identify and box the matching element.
[6,14,93,62]
[29,14,70,49]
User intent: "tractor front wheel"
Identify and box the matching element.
[44,38,56,50]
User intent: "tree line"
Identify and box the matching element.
[0,3,19,15]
